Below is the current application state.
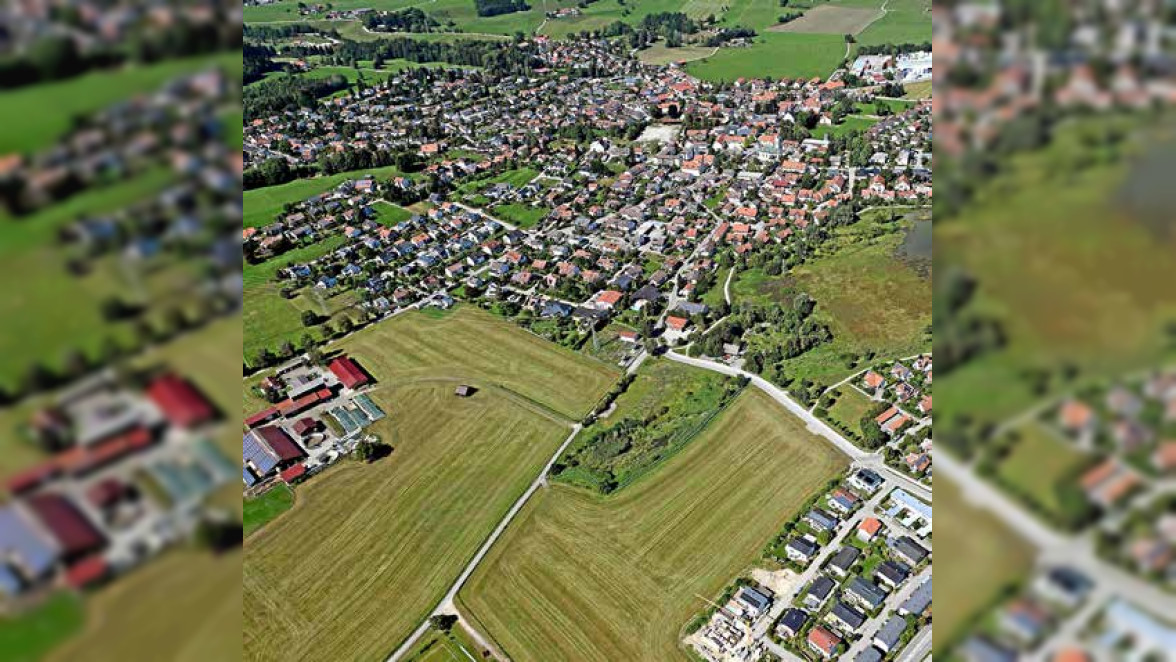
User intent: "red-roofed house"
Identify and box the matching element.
[807,626,841,658]
[25,493,105,563]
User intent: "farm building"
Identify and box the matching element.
[0,505,59,595]
[328,356,371,389]
[146,374,215,428]
[243,426,306,487]
[24,493,105,564]
[455,385,474,397]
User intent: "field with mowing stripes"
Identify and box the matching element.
[338,306,621,420]
[243,384,572,662]
[459,387,847,661]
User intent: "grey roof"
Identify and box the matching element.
[962,636,1017,662]
[877,560,911,585]
[874,615,907,648]
[778,608,808,633]
[901,578,932,615]
[855,647,883,662]
[0,505,59,581]
[891,535,929,564]
[830,601,866,630]
[808,575,836,599]
[847,577,888,608]
[736,586,772,611]
[829,546,861,571]
[787,537,818,557]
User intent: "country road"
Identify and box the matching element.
[386,423,583,662]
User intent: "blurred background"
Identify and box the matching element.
[0,1,242,660]
[933,0,1176,660]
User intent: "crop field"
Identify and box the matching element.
[459,388,847,661]
[936,477,1034,655]
[337,306,620,419]
[769,5,881,34]
[851,0,930,46]
[637,42,717,65]
[685,32,846,82]
[243,384,569,661]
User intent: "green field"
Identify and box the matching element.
[244,483,296,537]
[244,165,409,229]
[826,385,874,431]
[936,477,1034,655]
[0,594,84,662]
[460,388,847,661]
[0,52,242,154]
[244,384,570,661]
[493,203,549,228]
[404,625,485,662]
[336,306,621,419]
[372,201,415,225]
[731,213,930,386]
[637,42,717,65]
[685,32,847,81]
[849,0,930,46]
[996,422,1088,516]
[813,115,879,139]
[903,80,932,98]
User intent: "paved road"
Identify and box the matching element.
[937,450,1176,617]
[723,267,734,305]
[845,565,932,659]
[895,625,932,662]
[387,424,583,662]
[664,351,932,502]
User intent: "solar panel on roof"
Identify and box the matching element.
[243,431,280,475]
[0,507,57,578]
[242,468,258,487]
[0,565,22,596]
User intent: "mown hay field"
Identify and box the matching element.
[460,387,848,661]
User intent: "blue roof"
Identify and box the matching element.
[243,468,258,487]
[0,565,22,596]
[0,506,57,579]
[354,394,385,422]
[243,431,280,475]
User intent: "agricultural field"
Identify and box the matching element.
[459,387,847,661]
[244,483,296,537]
[336,305,621,419]
[850,0,931,46]
[636,42,717,65]
[935,477,1035,655]
[685,32,847,82]
[903,79,932,98]
[404,625,486,662]
[243,384,571,661]
[996,422,1089,518]
[769,4,882,34]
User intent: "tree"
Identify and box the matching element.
[429,614,458,633]
[301,310,321,327]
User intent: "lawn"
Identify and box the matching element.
[935,477,1035,655]
[493,203,549,228]
[0,51,242,154]
[244,164,409,229]
[336,305,621,420]
[0,594,84,662]
[459,388,848,661]
[826,385,874,432]
[769,4,882,34]
[850,0,930,46]
[685,32,847,82]
[637,42,717,65]
[371,201,415,226]
[902,79,932,98]
[244,483,296,537]
[813,115,879,139]
[997,422,1089,517]
[243,384,570,661]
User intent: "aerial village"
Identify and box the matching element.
[687,467,932,662]
[242,36,931,382]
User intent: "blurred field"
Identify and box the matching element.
[459,388,847,661]
[935,477,1035,654]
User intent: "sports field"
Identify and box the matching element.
[243,384,570,661]
[337,306,621,420]
[459,388,847,661]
